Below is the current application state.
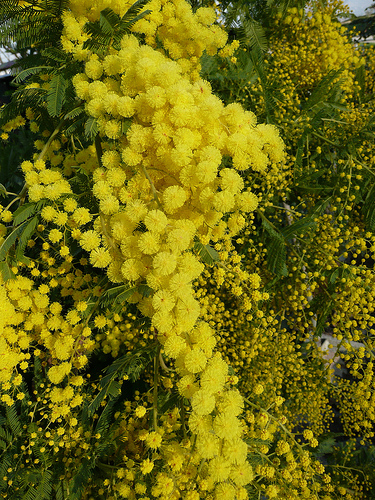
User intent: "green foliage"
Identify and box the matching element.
[1,0,375,499]
[83,1,151,53]
[194,240,220,265]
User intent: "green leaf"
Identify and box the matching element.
[194,241,220,265]
[0,87,47,129]
[0,261,15,281]
[261,217,288,277]
[0,221,28,261]
[0,183,7,197]
[240,17,268,53]
[121,119,132,135]
[315,299,334,336]
[329,268,340,284]
[42,46,69,63]
[64,116,86,137]
[99,7,120,35]
[64,105,84,121]
[13,65,53,84]
[84,1,151,53]
[69,457,96,500]
[120,0,152,26]
[47,73,68,117]
[101,284,138,305]
[16,215,38,256]
[6,404,21,436]
[85,116,99,140]
[303,69,345,112]
[267,237,288,277]
[13,202,37,225]
[363,183,375,231]
[282,215,317,240]
[315,436,336,456]
[138,283,153,297]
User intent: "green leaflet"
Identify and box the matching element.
[99,283,153,310]
[15,215,38,260]
[0,87,47,129]
[42,46,70,64]
[47,73,68,117]
[363,182,375,231]
[87,346,156,417]
[0,203,40,275]
[69,457,96,500]
[261,215,288,277]
[6,405,21,436]
[0,220,28,262]
[63,105,84,121]
[85,117,99,140]
[267,236,288,277]
[13,202,40,225]
[101,284,139,304]
[13,66,53,84]
[315,298,335,336]
[84,1,152,53]
[240,17,268,53]
[0,261,15,281]
[302,69,345,112]
[194,241,220,265]
[282,215,317,240]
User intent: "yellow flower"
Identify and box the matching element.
[47,362,72,384]
[208,456,231,483]
[145,431,162,449]
[135,405,147,418]
[184,347,207,374]
[162,185,187,213]
[90,248,112,268]
[191,390,215,416]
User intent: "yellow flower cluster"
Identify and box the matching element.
[57,0,285,496]
[63,0,228,77]
[0,253,97,415]
[22,159,72,202]
[273,3,363,94]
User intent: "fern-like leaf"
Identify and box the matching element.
[47,73,68,117]
[13,65,53,84]
[0,220,28,261]
[194,241,220,265]
[85,117,99,140]
[239,17,268,53]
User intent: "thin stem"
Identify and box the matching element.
[181,399,187,440]
[159,351,171,372]
[256,208,279,233]
[265,204,302,216]
[311,131,338,147]
[95,135,103,168]
[243,396,305,454]
[99,213,122,259]
[37,119,67,163]
[153,345,161,431]
[141,164,163,210]
[3,196,22,212]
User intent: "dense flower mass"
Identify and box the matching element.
[1,0,375,498]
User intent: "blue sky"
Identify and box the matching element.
[345,0,373,15]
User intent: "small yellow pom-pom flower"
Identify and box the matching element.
[140,458,154,474]
[162,185,187,213]
[191,390,215,416]
[145,431,162,449]
[135,406,147,418]
[89,247,111,268]
[80,230,101,251]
